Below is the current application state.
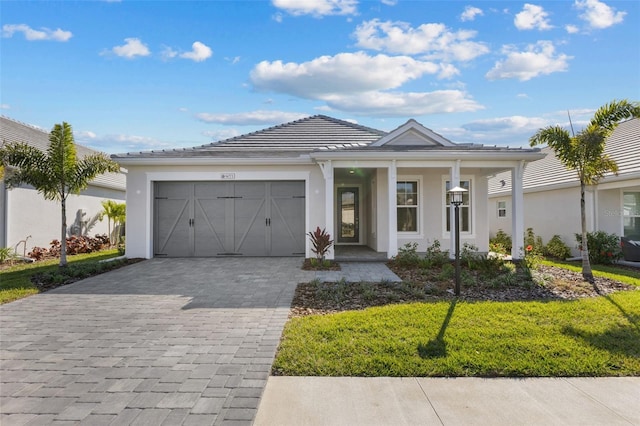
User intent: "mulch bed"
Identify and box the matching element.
[301,258,341,271]
[290,263,638,318]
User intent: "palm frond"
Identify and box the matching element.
[588,99,640,136]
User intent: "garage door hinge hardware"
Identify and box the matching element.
[292,196,305,198]
[155,197,168,200]
[216,196,243,199]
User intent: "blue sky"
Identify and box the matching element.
[1,0,639,154]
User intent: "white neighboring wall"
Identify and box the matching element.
[1,183,125,253]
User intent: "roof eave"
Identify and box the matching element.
[310,150,546,162]
[112,155,314,166]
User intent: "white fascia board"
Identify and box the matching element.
[113,155,314,166]
[311,150,545,162]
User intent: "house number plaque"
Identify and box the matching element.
[221,173,236,180]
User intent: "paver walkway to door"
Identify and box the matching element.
[0,258,314,425]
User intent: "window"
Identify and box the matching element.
[397,180,418,232]
[445,180,471,233]
[497,201,507,218]
[623,192,640,237]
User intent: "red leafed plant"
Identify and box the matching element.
[307,226,334,262]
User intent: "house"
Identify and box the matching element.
[0,116,126,253]
[112,115,544,260]
[488,118,640,256]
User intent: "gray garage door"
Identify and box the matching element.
[154,181,305,257]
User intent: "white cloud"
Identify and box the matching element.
[108,38,150,59]
[565,24,580,34]
[272,12,284,23]
[179,41,212,62]
[486,41,571,81]
[195,110,308,125]
[381,0,397,5]
[320,90,483,116]
[202,129,242,141]
[514,4,553,30]
[225,56,241,64]
[161,46,178,60]
[0,104,10,110]
[462,115,549,132]
[575,0,625,29]
[74,132,171,154]
[2,24,72,41]
[353,19,489,62]
[460,6,483,22]
[272,0,357,17]
[250,52,444,99]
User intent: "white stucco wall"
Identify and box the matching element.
[489,183,640,256]
[3,184,125,253]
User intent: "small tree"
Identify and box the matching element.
[530,100,640,281]
[1,122,120,267]
[100,200,126,246]
[307,227,334,263]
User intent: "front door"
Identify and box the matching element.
[337,187,359,243]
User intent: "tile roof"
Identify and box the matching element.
[1,116,126,191]
[488,118,640,194]
[112,115,387,159]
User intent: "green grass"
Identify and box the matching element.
[274,291,640,377]
[0,250,121,304]
[541,259,640,286]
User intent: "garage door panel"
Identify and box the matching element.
[234,198,266,255]
[270,197,305,255]
[155,181,305,257]
[194,198,227,256]
[155,198,191,256]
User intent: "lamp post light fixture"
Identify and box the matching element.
[448,186,468,296]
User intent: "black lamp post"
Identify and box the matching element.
[449,186,467,296]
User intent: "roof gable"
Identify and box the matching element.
[488,117,640,194]
[371,119,455,147]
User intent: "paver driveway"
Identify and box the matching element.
[0,257,313,425]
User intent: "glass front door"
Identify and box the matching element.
[338,187,359,243]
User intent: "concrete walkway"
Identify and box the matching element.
[255,376,640,425]
[314,262,401,283]
[0,258,313,426]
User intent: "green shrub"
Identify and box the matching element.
[524,228,544,255]
[490,229,512,254]
[575,231,623,265]
[544,235,571,260]
[394,242,420,266]
[421,240,449,268]
[460,242,480,268]
[0,247,17,264]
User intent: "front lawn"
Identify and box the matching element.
[273,291,640,377]
[0,250,126,304]
[275,260,639,377]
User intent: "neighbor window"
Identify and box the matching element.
[623,192,640,237]
[497,201,507,218]
[397,180,418,232]
[445,180,471,233]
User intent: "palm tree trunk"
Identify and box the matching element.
[580,181,593,282]
[60,198,68,267]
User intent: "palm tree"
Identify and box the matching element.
[101,200,126,246]
[530,100,640,281]
[1,122,120,266]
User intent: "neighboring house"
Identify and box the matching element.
[0,116,126,253]
[488,118,640,255]
[112,115,544,260]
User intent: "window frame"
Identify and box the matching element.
[396,176,422,236]
[442,176,474,237]
[622,190,640,238]
[497,200,507,218]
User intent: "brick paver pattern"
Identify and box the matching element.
[0,257,314,425]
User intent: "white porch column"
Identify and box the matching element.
[511,161,525,259]
[449,160,461,258]
[320,161,335,260]
[387,160,398,258]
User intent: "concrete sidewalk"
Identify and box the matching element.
[254,376,640,425]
